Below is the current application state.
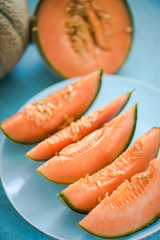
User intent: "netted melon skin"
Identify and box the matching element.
[0,0,30,79]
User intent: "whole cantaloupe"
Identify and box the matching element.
[0,0,29,79]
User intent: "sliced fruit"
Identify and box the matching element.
[0,70,102,144]
[26,91,132,161]
[37,105,137,184]
[33,0,133,78]
[78,156,160,238]
[58,127,160,213]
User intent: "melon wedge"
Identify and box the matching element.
[78,156,160,238]
[0,70,102,144]
[26,91,132,161]
[37,105,137,184]
[58,127,160,213]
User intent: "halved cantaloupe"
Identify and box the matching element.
[33,0,133,78]
[78,156,160,238]
[26,91,132,161]
[0,70,102,144]
[58,127,160,213]
[37,105,137,184]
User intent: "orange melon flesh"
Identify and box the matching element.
[26,91,132,161]
[37,105,137,184]
[0,70,102,144]
[58,127,160,213]
[78,157,160,238]
[34,0,133,78]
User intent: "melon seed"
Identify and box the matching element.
[66,0,111,56]
[97,195,102,203]
[128,185,133,190]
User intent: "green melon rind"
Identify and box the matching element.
[153,127,160,158]
[57,105,137,211]
[78,208,160,238]
[57,192,89,214]
[26,88,134,161]
[117,103,137,157]
[36,169,71,185]
[0,69,102,145]
[25,153,48,161]
[32,0,133,79]
[113,89,134,117]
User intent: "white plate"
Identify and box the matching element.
[1,75,160,240]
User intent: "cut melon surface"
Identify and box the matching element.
[0,70,102,144]
[58,127,160,213]
[33,0,133,78]
[78,156,160,238]
[26,91,132,161]
[37,105,137,184]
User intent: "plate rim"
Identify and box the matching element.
[1,74,160,240]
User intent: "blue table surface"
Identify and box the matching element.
[0,0,160,239]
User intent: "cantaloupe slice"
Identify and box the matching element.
[37,105,137,184]
[58,127,160,213]
[78,156,160,238]
[0,70,102,144]
[33,0,133,78]
[26,91,132,161]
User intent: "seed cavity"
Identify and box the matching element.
[24,100,56,126]
[58,130,68,140]
[68,85,73,92]
[138,170,151,184]
[57,115,75,130]
[60,156,69,162]
[128,185,133,190]
[69,90,77,102]
[85,173,90,183]
[47,138,55,144]
[97,195,102,203]
[105,192,109,199]
[133,184,137,190]
[131,142,143,160]
[64,94,68,100]
[60,128,103,159]
[89,110,99,121]
[139,178,143,185]
[96,180,101,187]
[66,0,111,57]
[81,116,92,128]
[47,102,56,110]
[108,170,125,178]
